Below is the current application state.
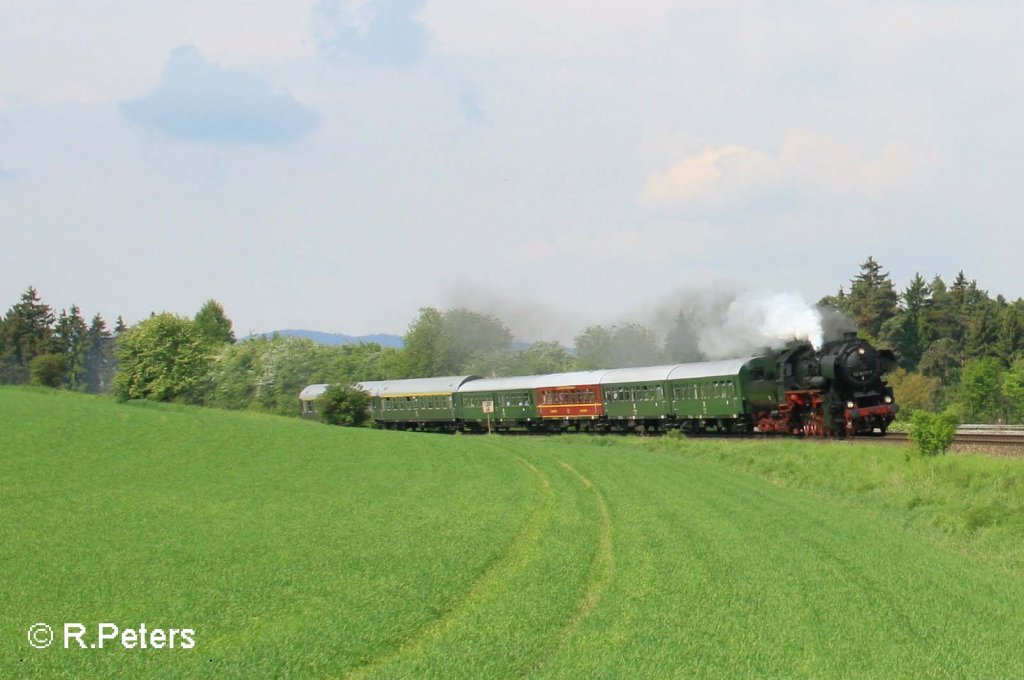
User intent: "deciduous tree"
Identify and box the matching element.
[113,314,213,403]
[957,357,1006,423]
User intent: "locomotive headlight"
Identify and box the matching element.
[846,401,855,409]
[884,396,892,404]
[858,348,865,355]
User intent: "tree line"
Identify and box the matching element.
[819,257,1024,423]
[4,257,1024,423]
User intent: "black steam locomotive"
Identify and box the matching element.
[758,332,898,436]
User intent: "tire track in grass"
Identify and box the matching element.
[532,461,615,672]
[342,456,552,679]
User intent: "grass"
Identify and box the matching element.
[613,433,1024,576]
[3,387,1024,677]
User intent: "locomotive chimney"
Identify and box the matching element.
[842,331,858,340]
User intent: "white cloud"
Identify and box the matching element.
[642,131,919,207]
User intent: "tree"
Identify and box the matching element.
[403,307,445,376]
[997,300,1024,364]
[881,273,930,369]
[29,353,67,388]
[0,287,55,383]
[575,323,663,369]
[54,305,89,389]
[1002,358,1024,424]
[918,338,960,386]
[318,384,371,426]
[403,307,513,376]
[194,299,235,345]
[965,299,1000,361]
[923,275,956,345]
[817,287,848,314]
[846,257,899,339]
[887,369,941,417]
[465,341,574,377]
[83,314,115,394]
[112,313,213,403]
[515,341,573,375]
[439,308,513,373]
[957,357,1006,423]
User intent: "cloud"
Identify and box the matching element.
[312,0,429,66]
[120,46,317,143]
[642,131,918,207]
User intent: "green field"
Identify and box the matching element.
[3,387,1024,678]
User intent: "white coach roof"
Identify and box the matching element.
[353,380,387,397]
[458,375,539,393]
[299,384,329,401]
[667,357,756,380]
[600,364,681,385]
[376,375,480,397]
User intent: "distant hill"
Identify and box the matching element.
[248,329,404,348]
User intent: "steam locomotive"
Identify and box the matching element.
[305,332,898,437]
[755,332,898,436]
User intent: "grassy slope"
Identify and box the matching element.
[3,388,1024,678]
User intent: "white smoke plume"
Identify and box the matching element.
[654,286,832,361]
[696,291,824,358]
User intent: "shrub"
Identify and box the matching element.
[907,411,957,457]
[29,353,67,388]
[318,384,371,427]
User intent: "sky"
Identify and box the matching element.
[1,0,1022,342]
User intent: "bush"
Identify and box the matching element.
[29,353,67,388]
[907,411,957,457]
[318,384,371,427]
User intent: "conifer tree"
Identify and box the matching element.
[84,313,115,393]
[54,305,89,389]
[966,300,1000,361]
[997,301,1024,364]
[846,257,899,339]
[0,287,55,383]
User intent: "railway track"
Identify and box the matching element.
[867,430,1024,456]
[882,431,1024,446]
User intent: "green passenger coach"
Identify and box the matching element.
[457,375,540,431]
[370,375,479,431]
[600,365,676,424]
[664,357,774,433]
